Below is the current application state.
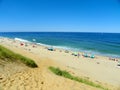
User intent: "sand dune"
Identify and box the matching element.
[0,59,101,90]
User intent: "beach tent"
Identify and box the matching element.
[83,53,88,57]
[90,54,95,58]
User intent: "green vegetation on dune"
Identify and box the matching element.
[0,45,38,68]
[49,66,109,90]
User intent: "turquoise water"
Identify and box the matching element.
[0,32,120,57]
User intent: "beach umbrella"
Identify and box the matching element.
[20,43,24,46]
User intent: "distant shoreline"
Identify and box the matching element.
[0,37,120,61]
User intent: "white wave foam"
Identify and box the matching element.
[37,43,51,47]
[54,46,120,58]
[37,42,76,51]
[14,38,120,58]
[54,46,80,51]
[14,38,30,43]
[80,49,120,58]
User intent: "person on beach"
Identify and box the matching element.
[78,52,80,58]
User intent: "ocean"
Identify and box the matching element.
[0,32,120,58]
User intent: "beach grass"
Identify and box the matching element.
[0,45,38,68]
[49,66,109,90]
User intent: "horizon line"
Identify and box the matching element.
[0,31,120,34]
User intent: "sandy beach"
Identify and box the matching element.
[0,37,120,90]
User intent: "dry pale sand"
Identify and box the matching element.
[0,38,120,90]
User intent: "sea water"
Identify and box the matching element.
[0,32,120,58]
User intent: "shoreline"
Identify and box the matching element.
[0,37,120,89]
[0,36,120,59]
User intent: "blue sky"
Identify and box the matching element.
[0,0,120,32]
